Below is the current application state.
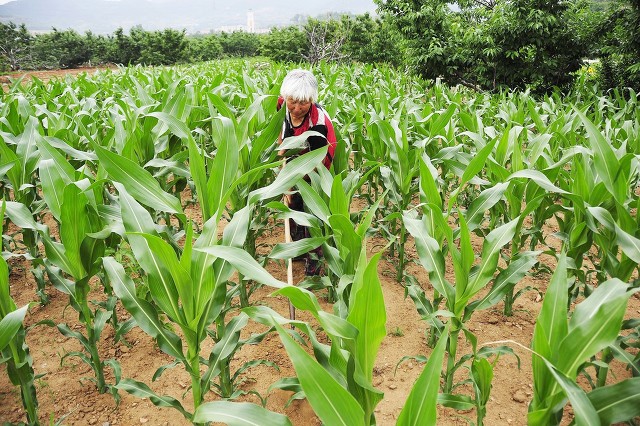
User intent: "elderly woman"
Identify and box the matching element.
[278,69,337,275]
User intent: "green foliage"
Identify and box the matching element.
[188,34,223,62]
[219,31,262,57]
[596,0,640,90]
[377,0,585,91]
[32,28,90,69]
[376,0,456,83]
[261,26,308,63]
[139,29,189,65]
[0,22,33,71]
[341,13,403,65]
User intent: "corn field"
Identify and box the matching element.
[1,60,640,426]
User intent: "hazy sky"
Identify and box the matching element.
[0,0,379,32]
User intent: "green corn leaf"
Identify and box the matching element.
[356,191,387,238]
[508,170,568,194]
[614,226,640,264]
[274,321,365,426]
[329,214,362,273]
[329,173,349,217]
[114,182,157,235]
[103,257,184,361]
[41,237,75,279]
[542,358,600,426]
[0,253,16,315]
[186,133,210,220]
[147,111,192,141]
[127,233,189,325]
[531,254,569,408]
[347,250,386,417]
[397,324,449,426]
[469,251,540,312]
[60,183,91,280]
[0,305,28,351]
[458,218,518,312]
[269,237,327,260]
[37,137,76,221]
[465,183,509,231]
[129,232,194,324]
[248,148,327,204]
[249,105,285,166]
[196,245,287,289]
[587,377,640,424]
[193,401,292,426]
[449,136,498,211]
[278,130,325,152]
[17,116,41,185]
[586,206,640,263]
[296,179,331,224]
[557,279,636,379]
[403,215,454,302]
[4,201,48,233]
[437,393,474,410]
[115,378,192,420]
[471,357,493,406]
[419,155,442,210]
[275,286,358,340]
[207,116,239,220]
[455,211,474,289]
[202,313,249,390]
[92,142,183,215]
[575,108,623,203]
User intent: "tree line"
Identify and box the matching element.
[1,0,638,93]
[0,15,398,71]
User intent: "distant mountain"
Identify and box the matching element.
[0,0,378,34]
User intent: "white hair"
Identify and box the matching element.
[280,69,318,103]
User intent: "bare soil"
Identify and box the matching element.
[1,66,117,88]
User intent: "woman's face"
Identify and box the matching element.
[286,97,312,122]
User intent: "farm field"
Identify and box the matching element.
[1,60,639,426]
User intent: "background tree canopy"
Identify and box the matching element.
[0,0,638,92]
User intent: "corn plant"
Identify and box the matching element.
[529,254,640,425]
[0,117,49,303]
[249,245,386,426]
[271,161,382,306]
[0,219,38,425]
[100,140,326,423]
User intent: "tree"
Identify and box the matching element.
[188,34,223,63]
[376,0,456,82]
[303,18,348,65]
[107,26,145,65]
[84,31,112,65]
[486,0,585,91]
[376,0,585,91]
[32,28,90,69]
[140,29,189,65]
[260,26,308,63]
[596,0,640,90]
[341,13,403,65]
[219,31,262,57]
[0,22,33,71]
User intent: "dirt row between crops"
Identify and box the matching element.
[1,66,117,90]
